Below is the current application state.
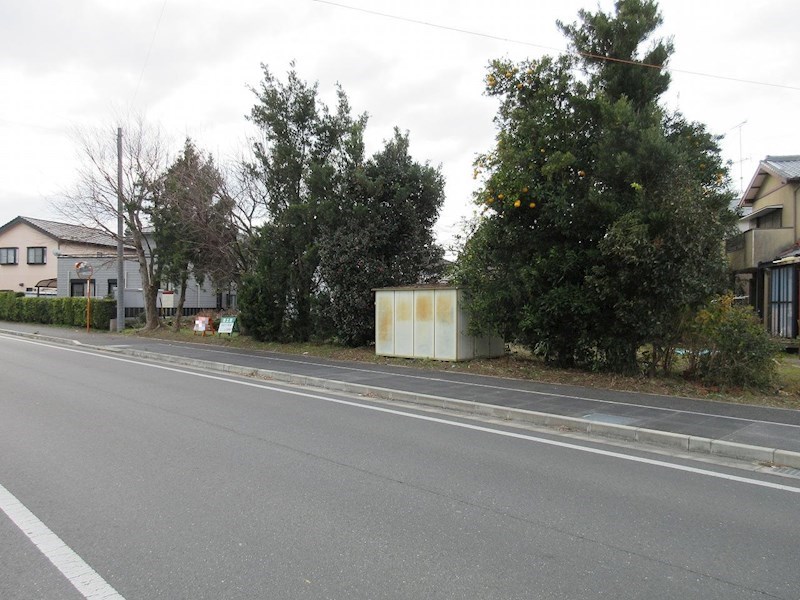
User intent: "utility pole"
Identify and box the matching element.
[116,127,125,332]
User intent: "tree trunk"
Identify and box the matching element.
[173,276,188,332]
[132,227,160,331]
[142,278,160,330]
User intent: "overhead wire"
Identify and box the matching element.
[311,0,800,92]
[132,0,169,105]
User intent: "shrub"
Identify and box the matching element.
[21,297,52,323]
[0,293,116,329]
[684,294,779,389]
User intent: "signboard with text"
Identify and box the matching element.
[218,316,238,335]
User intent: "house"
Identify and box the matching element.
[52,225,235,318]
[0,216,120,295]
[726,156,800,338]
[0,215,234,317]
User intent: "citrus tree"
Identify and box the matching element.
[457,0,737,372]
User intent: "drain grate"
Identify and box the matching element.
[773,466,800,479]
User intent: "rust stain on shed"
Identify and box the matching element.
[435,292,454,324]
[396,294,412,321]
[377,294,394,343]
[415,293,433,321]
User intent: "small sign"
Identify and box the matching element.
[193,316,213,336]
[161,290,174,309]
[218,316,238,335]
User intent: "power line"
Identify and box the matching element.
[311,0,800,92]
[132,0,169,105]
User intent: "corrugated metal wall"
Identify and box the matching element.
[375,287,504,361]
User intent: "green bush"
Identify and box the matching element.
[21,297,52,323]
[684,294,779,390]
[0,292,116,329]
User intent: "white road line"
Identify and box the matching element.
[0,483,125,600]
[4,330,800,427]
[6,335,800,495]
[147,338,800,427]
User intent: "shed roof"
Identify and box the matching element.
[373,284,464,292]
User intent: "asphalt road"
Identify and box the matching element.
[1,335,799,599]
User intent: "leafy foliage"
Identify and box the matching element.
[151,139,237,330]
[238,223,294,341]
[239,64,367,342]
[239,66,444,345]
[456,0,737,373]
[318,129,445,345]
[0,292,116,329]
[683,294,779,390]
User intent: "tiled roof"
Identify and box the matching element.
[763,155,800,180]
[740,155,800,204]
[0,216,121,248]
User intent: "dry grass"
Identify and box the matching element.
[131,326,800,410]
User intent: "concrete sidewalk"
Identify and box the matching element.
[2,322,799,469]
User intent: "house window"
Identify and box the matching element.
[0,247,18,265]
[756,210,782,229]
[70,279,95,297]
[108,279,118,298]
[27,247,47,264]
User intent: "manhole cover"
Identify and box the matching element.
[582,412,640,426]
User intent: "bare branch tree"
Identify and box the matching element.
[57,114,170,330]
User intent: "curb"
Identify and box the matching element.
[6,328,800,469]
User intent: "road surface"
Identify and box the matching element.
[1,335,798,599]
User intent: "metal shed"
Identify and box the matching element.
[374,285,504,361]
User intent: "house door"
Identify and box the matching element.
[768,266,797,338]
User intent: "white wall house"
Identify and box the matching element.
[1,215,234,315]
[0,216,121,295]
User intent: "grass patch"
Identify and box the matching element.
[129,326,800,410]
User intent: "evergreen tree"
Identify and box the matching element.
[457,0,736,373]
[318,129,444,346]
[151,138,236,331]
[238,64,367,342]
[239,66,445,345]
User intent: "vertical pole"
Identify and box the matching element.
[86,279,91,333]
[116,127,125,332]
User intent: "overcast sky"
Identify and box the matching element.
[1,0,798,248]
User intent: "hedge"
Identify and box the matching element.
[0,292,116,329]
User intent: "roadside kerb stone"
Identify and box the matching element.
[587,421,638,441]
[125,350,800,468]
[710,440,775,464]
[688,436,713,454]
[774,449,800,469]
[4,329,797,468]
[636,429,690,451]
